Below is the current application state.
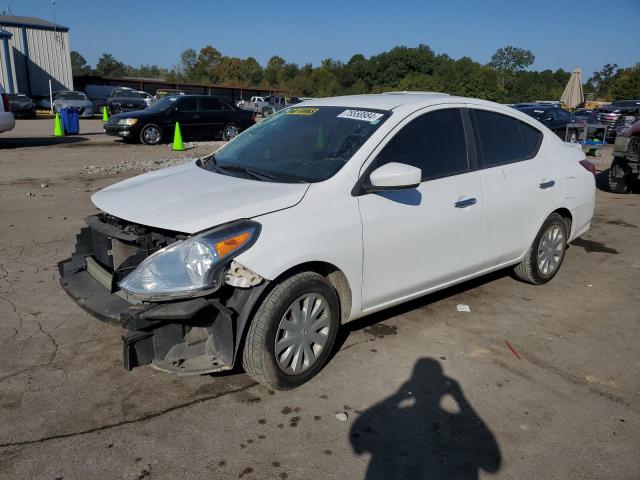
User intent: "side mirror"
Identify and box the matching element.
[367,162,421,191]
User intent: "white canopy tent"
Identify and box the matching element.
[560,68,584,109]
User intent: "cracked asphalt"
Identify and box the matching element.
[1,120,639,480]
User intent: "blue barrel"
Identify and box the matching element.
[59,107,80,135]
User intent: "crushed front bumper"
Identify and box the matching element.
[58,216,267,374]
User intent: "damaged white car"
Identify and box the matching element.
[59,93,595,389]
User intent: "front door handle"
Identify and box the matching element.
[539,180,555,189]
[454,198,477,208]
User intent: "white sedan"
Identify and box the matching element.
[0,85,15,133]
[59,92,596,389]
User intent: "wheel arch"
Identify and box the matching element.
[552,207,573,236]
[268,261,353,324]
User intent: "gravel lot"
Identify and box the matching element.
[1,119,639,480]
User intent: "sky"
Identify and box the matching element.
[3,0,639,79]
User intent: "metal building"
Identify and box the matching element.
[0,15,73,96]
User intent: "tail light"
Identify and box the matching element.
[579,159,596,176]
[1,93,10,112]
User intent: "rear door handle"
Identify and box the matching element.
[539,180,555,189]
[454,198,477,208]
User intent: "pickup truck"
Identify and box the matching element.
[237,95,288,117]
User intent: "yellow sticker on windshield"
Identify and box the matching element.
[286,107,319,116]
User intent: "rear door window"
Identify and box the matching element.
[200,97,225,111]
[177,97,197,112]
[373,108,469,181]
[471,109,542,167]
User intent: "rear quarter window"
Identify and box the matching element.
[471,109,542,168]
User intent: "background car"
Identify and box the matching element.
[594,100,640,142]
[152,89,185,104]
[0,84,16,133]
[7,93,36,118]
[571,109,598,124]
[107,88,148,114]
[138,91,153,107]
[519,106,580,139]
[53,91,95,118]
[104,94,256,144]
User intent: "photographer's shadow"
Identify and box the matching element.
[351,358,501,480]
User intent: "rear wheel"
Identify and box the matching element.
[262,108,273,117]
[140,123,162,145]
[608,158,631,194]
[514,213,568,285]
[242,272,340,390]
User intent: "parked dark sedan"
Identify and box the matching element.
[107,88,148,115]
[104,95,256,144]
[7,93,36,118]
[519,106,579,138]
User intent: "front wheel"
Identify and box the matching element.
[222,123,239,141]
[139,123,162,145]
[262,108,273,117]
[242,272,340,390]
[608,158,631,194]
[514,213,568,285]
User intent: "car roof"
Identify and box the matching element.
[520,105,554,111]
[301,92,455,110]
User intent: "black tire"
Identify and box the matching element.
[139,123,162,145]
[608,158,631,194]
[242,272,340,390]
[222,122,240,141]
[262,108,272,117]
[514,213,568,285]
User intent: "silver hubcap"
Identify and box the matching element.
[225,125,239,139]
[537,225,565,276]
[143,126,160,143]
[274,294,331,375]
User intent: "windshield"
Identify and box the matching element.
[58,92,87,101]
[112,89,142,98]
[148,96,179,110]
[201,106,389,183]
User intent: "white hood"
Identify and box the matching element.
[91,161,309,233]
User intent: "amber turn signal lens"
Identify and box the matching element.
[215,231,251,257]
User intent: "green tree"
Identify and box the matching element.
[264,55,287,87]
[70,51,91,75]
[608,64,640,101]
[588,63,619,98]
[488,46,535,88]
[179,48,199,80]
[95,53,130,77]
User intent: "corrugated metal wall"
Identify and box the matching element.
[0,36,15,91]
[0,24,73,96]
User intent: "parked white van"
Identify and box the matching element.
[59,93,596,389]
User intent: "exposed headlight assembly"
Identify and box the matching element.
[119,220,261,301]
[117,118,138,126]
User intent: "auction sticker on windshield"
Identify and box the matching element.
[337,109,384,122]
[286,107,319,116]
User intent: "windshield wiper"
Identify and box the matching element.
[217,165,277,182]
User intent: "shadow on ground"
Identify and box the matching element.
[350,357,501,479]
[0,136,89,149]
